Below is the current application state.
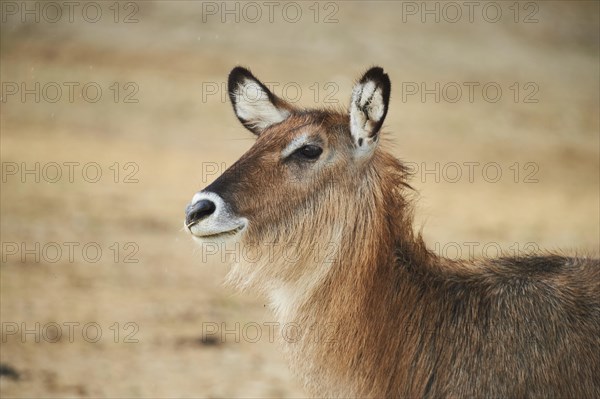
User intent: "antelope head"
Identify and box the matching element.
[185,67,406,293]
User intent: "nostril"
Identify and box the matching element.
[186,199,216,227]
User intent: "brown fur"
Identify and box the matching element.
[196,70,600,397]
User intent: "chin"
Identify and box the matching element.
[186,221,248,264]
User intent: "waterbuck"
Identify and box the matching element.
[185,66,600,397]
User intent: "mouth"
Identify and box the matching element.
[188,223,245,239]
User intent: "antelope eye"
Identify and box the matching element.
[294,145,323,160]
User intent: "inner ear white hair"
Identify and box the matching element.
[228,67,293,135]
[349,67,391,156]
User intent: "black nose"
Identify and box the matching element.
[185,199,216,227]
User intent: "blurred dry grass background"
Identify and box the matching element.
[1,1,599,397]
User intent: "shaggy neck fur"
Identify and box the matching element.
[227,147,435,396]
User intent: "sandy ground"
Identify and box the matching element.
[1,1,598,397]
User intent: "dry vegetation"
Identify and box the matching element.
[1,1,598,397]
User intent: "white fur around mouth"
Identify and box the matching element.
[190,224,245,239]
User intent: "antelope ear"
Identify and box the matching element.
[349,67,391,156]
[228,67,292,135]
